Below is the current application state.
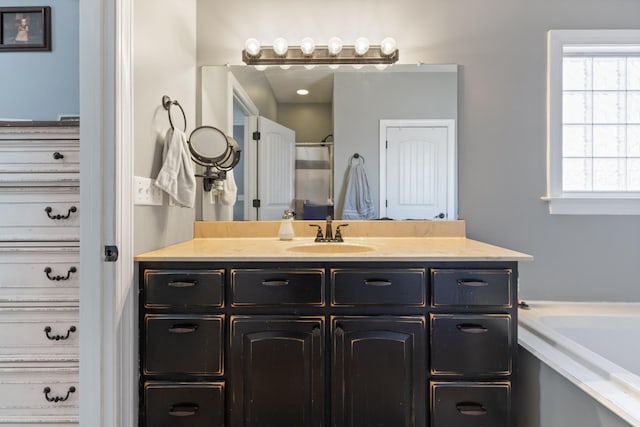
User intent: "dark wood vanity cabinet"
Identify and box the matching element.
[138,261,518,427]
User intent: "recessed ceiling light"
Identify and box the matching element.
[297,89,309,95]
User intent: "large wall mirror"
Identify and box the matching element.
[201,64,458,221]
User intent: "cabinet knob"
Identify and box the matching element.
[456,401,487,416]
[168,323,199,334]
[53,151,64,160]
[456,323,488,334]
[169,403,199,417]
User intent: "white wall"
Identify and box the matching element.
[195,0,640,302]
[133,0,197,255]
[278,103,332,142]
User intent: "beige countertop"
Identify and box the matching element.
[134,236,532,262]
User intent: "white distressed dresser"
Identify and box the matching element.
[0,123,79,425]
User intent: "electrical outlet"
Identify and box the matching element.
[134,176,163,206]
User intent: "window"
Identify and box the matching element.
[546,30,640,214]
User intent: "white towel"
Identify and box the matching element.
[342,163,376,220]
[208,170,238,221]
[155,128,196,208]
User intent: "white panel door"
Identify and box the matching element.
[385,126,450,219]
[257,116,296,220]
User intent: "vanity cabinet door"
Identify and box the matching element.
[143,381,225,427]
[331,316,426,427]
[229,316,324,427]
[430,382,511,427]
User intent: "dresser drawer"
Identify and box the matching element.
[0,308,79,362]
[0,188,79,241]
[431,382,511,427]
[0,247,79,304]
[0,367,78,423]
[231,269,324,306]
[144,315,223,376]
[0,138,79,185]
[331,268,426,306]
[430,314,511,376]
[144,270,224,308]
[431,269,512,307]
[143,381,224,427]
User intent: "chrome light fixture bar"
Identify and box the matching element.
[242,37,399,66]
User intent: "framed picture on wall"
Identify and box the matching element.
[0,6,51,52]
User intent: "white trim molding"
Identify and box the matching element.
[545,29,640,215]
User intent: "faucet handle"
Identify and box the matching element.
[309,224,324,242]
[334,224,349,242]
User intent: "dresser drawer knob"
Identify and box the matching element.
[169,403,199,417]
[44,325,77,340]
[45,206,77,220]
[168,323,199,334]
[44,266,77,281]
[456,323,488,334]
[364,279,393,287]
[456,401,487,416]
[43,386,76,403]
[53,151,65,160]
[167,280,198,288]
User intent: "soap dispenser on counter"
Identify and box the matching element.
[278,209,295,240]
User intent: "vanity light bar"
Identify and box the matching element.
[242,37,399,66]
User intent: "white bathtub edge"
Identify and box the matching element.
[519,312,640,427]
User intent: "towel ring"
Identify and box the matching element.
[350,153,365,165]
[162,95,187,132]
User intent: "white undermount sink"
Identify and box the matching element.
[286,243,375,254]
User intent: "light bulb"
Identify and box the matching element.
[297,89,309,95]
[300,37,315,56]
[352,64,364,70]
[375,64,388,71]
[280,64,291,70]
[329,64,340,70]
[327,37,343,56]
[255,65,267,71]
[304,64,316,70]
[380,37,397,56]
[244,38,261,57]
[273,37,288,56]
[354,37,370,56]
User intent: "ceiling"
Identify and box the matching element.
[263,66,334,104]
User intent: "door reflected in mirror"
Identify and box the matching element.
[201,64,457,221]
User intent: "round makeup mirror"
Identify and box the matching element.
[187,125,241,191]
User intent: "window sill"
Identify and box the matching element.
[542,196,640,215]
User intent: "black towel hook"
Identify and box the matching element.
[162,95,187,132]
[350,153,365,165]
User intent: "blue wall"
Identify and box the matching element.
[0,0,78,120]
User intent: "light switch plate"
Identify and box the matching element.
[134,176,163,206]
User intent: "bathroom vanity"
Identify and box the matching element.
[135,221,531,427]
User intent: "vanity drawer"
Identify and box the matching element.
[0,246,79,303]
[0,307,79,361]
[144,270,224,308]
[0,367,78,423]
[231,268,324,306]
[143,381,224,427]
[430,382,511,427]
[430,314,511,376]
[331,268,426,306]
[431,269,512,307]
[0,188,79,241]
[144,315,223,376]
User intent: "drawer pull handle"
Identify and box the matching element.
[456,402,487,416]
[456,323,488,334]
[45,206,77,220]
[44,325,77,340]
[261,279,290,287]
[43,386,76,403]
[168,324,199,334]
[169,403,199,417]
[364,279,392,287]
[167,280,198,288]
[457,279,489,287]
[53,151,65,160]
[44,266,77,281]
